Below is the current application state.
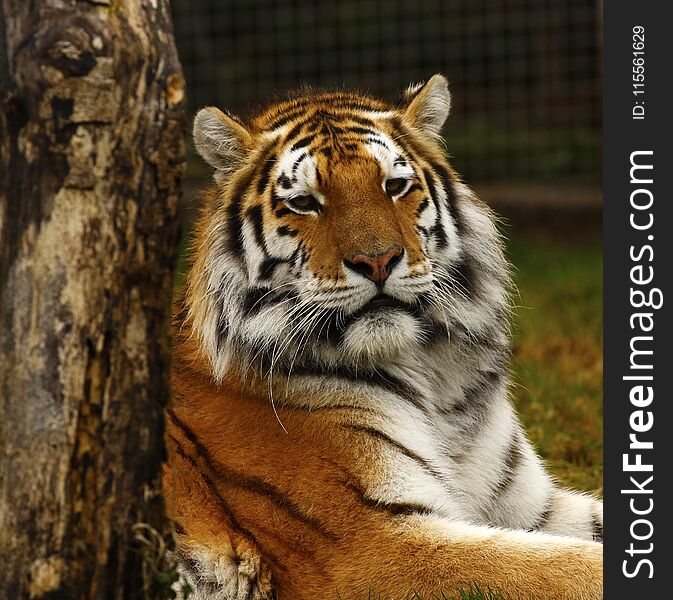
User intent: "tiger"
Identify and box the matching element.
[163,74,603,600]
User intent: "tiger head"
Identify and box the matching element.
[186,75,509,380]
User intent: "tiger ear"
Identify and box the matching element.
[401,74,452,136]
[193,107,253,181]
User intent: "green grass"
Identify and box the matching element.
[507,225,602,495]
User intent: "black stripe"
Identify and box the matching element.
[430,161,466,234]
[277,174,292,189]
[215,293,228,353]
[269,109,309,130]
[428,161,453,206]
[259,257,287,280]
[392,119,432,171]
[338,114,376,128]
[335,299,423,336]
[291,153,308,175]
[269,110,309,131]
[179,556,200,575]
[428,224,448,250]
[446,257,477,298]
[451,198,466,236]
[416,198,430,216]
[271,193,284,210]
[401,117,460,228]
[344,423,447,483]
[245,521,325,568]
[313,105,374,122]
[343,479,434,517]
[491,431,523,500]
[592,512,603,542]
[296,245,308,269]
[305,118,323,133]
[451,324,512,357]
[430,214,449,250]
[528,495,554,532]
[423,169,439,210]
[402,183,423,197]
[440,369,503,436]
[311,310,346,346]
[256,156,276,195]
[390,116,413,143]
[226,169,256,256]
[267,97,346,129]
[274,207,293,218]
[364,369,427,412]
[168,410,337,540]
[291,135,314,151]
[300,110,377,130]
[321,124,347,136]
[290,363,426,413]
[282,117,308,142]
[334,369,428,414]
[173,520,186,535]
[246,204,267,252]
[348,126,380,136]
[167,434,283,568]
[277,225,298,237]
[242,288,266,316]
[365,136,390,149]
[287,402,376,415]
[241,287,290,317]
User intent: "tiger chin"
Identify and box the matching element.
[164,74,603,600]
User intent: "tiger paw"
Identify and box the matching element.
[175,543,274,600]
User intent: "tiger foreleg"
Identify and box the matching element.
[329,516,603,600]
[173,518,601,600]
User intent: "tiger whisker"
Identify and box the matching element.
[285,306,335,385]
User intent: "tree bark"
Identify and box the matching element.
[0,1,185,598]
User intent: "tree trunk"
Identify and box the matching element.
[0,1,185,598]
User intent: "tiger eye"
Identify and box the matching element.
[385,178,408,197]
[286,195,320,213]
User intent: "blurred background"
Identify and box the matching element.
[171,0,603,493]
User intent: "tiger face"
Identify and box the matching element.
[189,75,508,379]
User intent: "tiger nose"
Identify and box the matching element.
[343,244,404,287]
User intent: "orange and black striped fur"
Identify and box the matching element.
[164,75,603,599]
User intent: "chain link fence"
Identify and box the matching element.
[172,0,601,185]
